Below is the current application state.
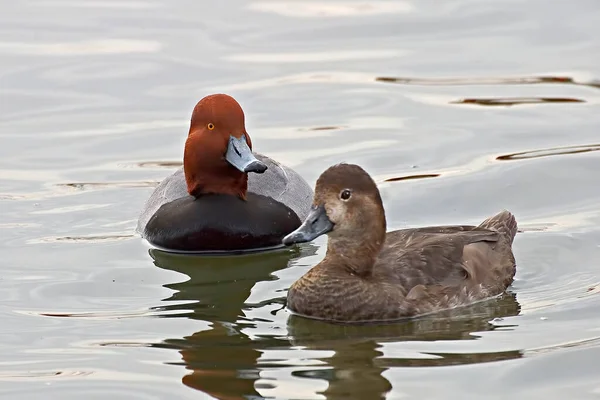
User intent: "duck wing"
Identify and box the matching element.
[376,211,518,294]
[137,168,188,233]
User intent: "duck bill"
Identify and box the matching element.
[225,134,268,174]
[283,204,334,245]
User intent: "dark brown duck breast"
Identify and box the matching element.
[283,163,518,323]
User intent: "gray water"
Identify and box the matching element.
[1,1,600,399]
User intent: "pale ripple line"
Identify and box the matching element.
[28,341,156,350]
[516,208,600,234]
[91,341,153,348]
[268,139,397,167]
[375,153,492,187]
[525,336,600,356]
[0,368,172,382]
[0,39,161,56]
[0,119,185,138]
[248,1,414,18]
[0,223,41,229]
[102,219,138,228]
[119,161,183,169]
[519,279,600,314]
[56,181,160,191]
[27,233,136,245]
[0,370,92,379]
[218,71,600,91]
[497,144,600,161]
[15,308,186,320]
[376,143,600,198]
[31,1,163,9]
[451,97,586,107]
[379,180,600,235]
[1,181,159,202]
[50,119,185,138]
[376,75,600,89]
[0,88,115,117]
[226,49,406,63]
[30,203,111,215]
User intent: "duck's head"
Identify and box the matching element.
[283,163,386,249]
[184,94,267,199]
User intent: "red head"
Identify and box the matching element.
[184,94,267,199]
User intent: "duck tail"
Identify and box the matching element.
[479,210,518,245]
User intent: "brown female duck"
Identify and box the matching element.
[282,163,518,323]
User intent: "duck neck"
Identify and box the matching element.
[183,136,248,199]
[325,219,386,277]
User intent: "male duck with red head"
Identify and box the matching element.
[137,94,313,253]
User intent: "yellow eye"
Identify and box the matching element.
[207,123,215,130]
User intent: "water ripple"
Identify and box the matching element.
[55,181,159,191]
[221,73,600,98]
[378,143,600,188]
[375,75,600,90]
[28,233,135,244]
[383,173,441,183]
[0,368,172,383]
[497,144,600,161]
[227,49,404,63]
[121,161,182,169]
[17,308,178,320]
[0,370,93,380]
[525,336,600,356]
[0,39,161,56]
[451,97,585,106]
[248,2,414,18]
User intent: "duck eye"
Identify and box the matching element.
[340,189,352,201]
[207,123,215,130]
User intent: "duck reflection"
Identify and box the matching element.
[149,246,521,400]
[149,245,317,399]
[285,293,521,400]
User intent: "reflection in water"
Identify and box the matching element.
[286,293,521,400]
[451,97,585,106]
[150,243,521,400]
[149,247,316,399]
[383,173,440,182]
[497,143,600,161]
[149,247,312,320]
[128,161,183,169]
[375,75,600,90]
[302,125,346,131]
[376,75,596,108]
[287,293,520,345]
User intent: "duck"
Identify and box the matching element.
[282,163,518,323]
[137,94,313,253]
